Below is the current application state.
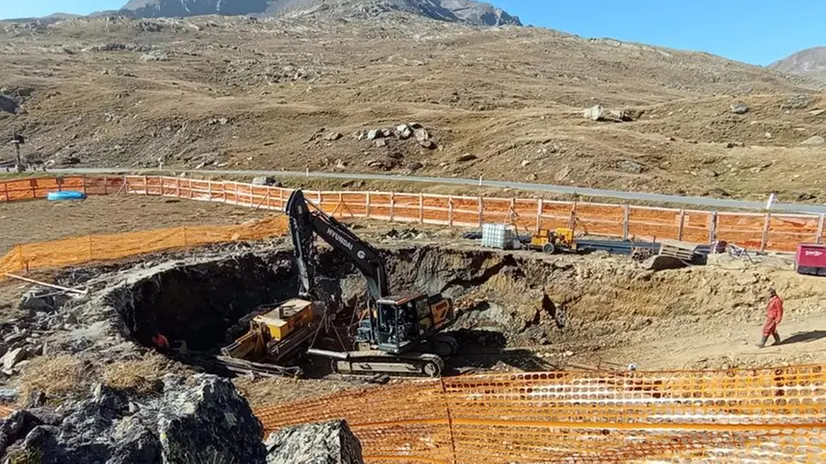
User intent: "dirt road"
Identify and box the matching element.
[605,300,826,370]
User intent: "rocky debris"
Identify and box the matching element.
[82,43,152,53]
[0,95,19,114]
[265,420,363,464]
[6,374,267,464]
[608,109,635,122]
[644,255,689,271]
[341,180,365,189]
[730,103,749,115]
[725,141,745,148]
[407,162,424,171]
[456,153,477,162]
[418,140,436,149]
[325,132,343,141]
[797,192,817,201]
[252,176,280,186]
[617,160,645,174]
[800,135,825,146]
[208,117,229,126]
[20,289,69,313]
[139,50,169,62]
[1,348,28,371]
[780,94,811,110]
[366,129,380,141]
[808,109,826,116]
[414,128,430,142]
[375,139,387,148]
[364,158,397,171]
[396,124,413,140]
[583,105,604,121]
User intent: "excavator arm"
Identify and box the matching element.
[286,190,389,302]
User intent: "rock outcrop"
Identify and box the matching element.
[266,420,364,464]
[2,374,267,463]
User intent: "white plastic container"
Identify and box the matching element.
[481,223,514,250]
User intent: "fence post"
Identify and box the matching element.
[365,192,371,218]
[143,176,148,195]
[708,212,718,245]
[448,196,454,227]
[3,181,8,202]
[390,192,395,222]
[477,196,483,226]
[622,205,630,241]
[508,198,516,224]
[88,235,93,262]
[677,209,686,241]
[535,199,543,233]
[80,177,86,195]
[817,214,825,245]
[419,194,424,224]
[278,188,284,212]
[103,175,109,195]
[30,179,36,199]
[760,213,771,252]
[177,178,181,198]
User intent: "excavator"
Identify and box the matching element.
[222,189,457,377]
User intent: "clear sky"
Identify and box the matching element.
[1,0,822,65]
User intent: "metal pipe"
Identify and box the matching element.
[307,348,350,360]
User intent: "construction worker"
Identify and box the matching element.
[757,289,784,348]
[152,332,170,351]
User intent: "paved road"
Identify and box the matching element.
[51,167,826,215]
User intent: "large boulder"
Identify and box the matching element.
[7,374,266,463]
[266,420,363,464]
[158,375,266,463]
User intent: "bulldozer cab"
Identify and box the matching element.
[374,293,435,354]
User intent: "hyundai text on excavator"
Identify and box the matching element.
[222,189,457,377]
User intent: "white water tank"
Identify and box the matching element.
[481,223,514,250]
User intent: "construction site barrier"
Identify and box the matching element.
[2,176,825,252]
[121,175,825,253]
[255,365,826,463]
[0,217,287,277]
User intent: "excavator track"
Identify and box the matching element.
[315,349,446,378]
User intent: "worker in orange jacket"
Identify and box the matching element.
[757,289,784,348]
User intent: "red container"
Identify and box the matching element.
[796,243,826,276]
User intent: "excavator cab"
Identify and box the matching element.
[359,293,453,355]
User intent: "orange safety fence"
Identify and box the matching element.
[255,365,826,463]
[122,175,825,252]
[0,216,288,277]
[2,176,825,252]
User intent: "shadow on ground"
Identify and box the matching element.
[780,330,826,345]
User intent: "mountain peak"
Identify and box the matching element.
[769,47,826,81]
[121,0,521,27]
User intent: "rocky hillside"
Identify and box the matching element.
[1,13,824,203]
[121,0,521,26]
[770,47,826,81]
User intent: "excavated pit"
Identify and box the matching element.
[112,246,567,376]
[112,244,754,376]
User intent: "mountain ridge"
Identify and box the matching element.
[770,47,826,81]
[120,0,521,26]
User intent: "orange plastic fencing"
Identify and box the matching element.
[255,365,826,463]
[2,176,825,252]
[0,216,287,277]
[124,176,825,252]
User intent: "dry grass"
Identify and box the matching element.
[17,355,90,405]
[102,354,167,395]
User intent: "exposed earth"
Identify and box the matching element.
[0,203,824,413]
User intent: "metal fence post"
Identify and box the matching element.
[419,194,424,224]
[708,212,718,244]
[536,199,543,233]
